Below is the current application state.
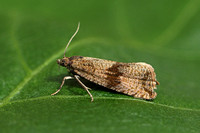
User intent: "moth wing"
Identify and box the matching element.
[119,62,158,81]
[107,75,157,100]
[75,70,157,100]
[71,57,158,99]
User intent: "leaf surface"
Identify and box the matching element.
[0,0,200,133]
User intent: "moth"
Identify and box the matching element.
[51,23,159,101]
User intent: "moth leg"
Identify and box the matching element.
[51,76,74,95]
[75,75,92,90]
[74,75,94,102]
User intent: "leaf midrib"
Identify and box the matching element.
[1,95,199,112]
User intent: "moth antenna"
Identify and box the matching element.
[63,22,80,57]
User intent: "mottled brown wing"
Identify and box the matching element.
[70,57,158,100]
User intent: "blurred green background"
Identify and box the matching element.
[0,0,200,133]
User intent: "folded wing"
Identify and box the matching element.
[71,57,159,100]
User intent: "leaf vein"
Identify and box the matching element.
[0,38,108,105]
[1,95,199,112]
[152,0,200,47]
[10,13,32,73]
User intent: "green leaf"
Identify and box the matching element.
[0,0,200,133]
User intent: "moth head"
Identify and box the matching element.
[57,57,70,67]
[57,22,80,67]
[57,23,80,68]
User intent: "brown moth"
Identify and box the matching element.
[51,23,159,102]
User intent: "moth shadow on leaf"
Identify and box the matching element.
[47,74,125,97]
[47,74,83,95]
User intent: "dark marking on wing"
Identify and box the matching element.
[105,63,123,88]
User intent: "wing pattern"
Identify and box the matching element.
[70,57,159,100]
